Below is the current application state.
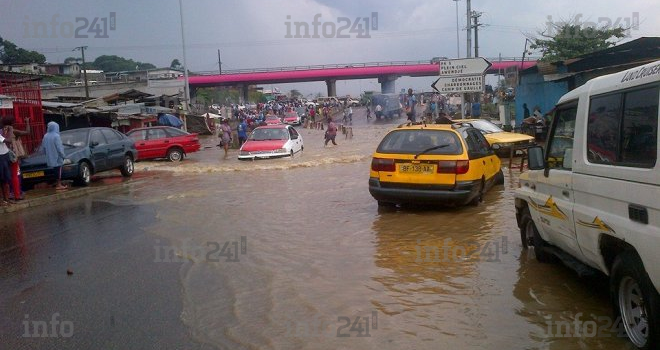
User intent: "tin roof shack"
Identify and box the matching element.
[0,71,46,153]
[42,63,81,78]
[105,70,148,83]
[0,64,43,75]
[41,101,169,133]
[515,37,660,126]
[99,104,175,133]
[78,70,105,84]
[42,101,95,130]
[42,88,182,133]
[105,68,183,84]
[147,68,184,80]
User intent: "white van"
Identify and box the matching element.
[515,60,660,349]
[316,96,339,106]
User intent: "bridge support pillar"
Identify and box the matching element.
[326,79,337,97]
[189,86,197,102]
[239,85,249,103]
[378,75,397,94]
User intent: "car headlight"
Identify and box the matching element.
[63,158,72,165]
[239,151,250,156]
[277,148,287,153]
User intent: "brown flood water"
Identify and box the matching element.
[116,110,634,349]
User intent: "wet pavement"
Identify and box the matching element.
[0,108,636,349]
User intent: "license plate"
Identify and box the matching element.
[23,171,45,179]
[399,163,435,174]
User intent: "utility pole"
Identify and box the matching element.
[217,49,222,74]
[74,46,89,98]
[472,11,483,57]
[470,10,484,112]
[466,0,472,58]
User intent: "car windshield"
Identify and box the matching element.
[249,128,289,141]
[469,120,504,134]
[377,129,463,155]
[60,129,89,147]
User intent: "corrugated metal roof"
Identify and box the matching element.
[41,101,83,108]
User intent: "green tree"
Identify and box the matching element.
[0,37,46,64]
[140,62,157,70]
[64,57,80,64]
[90,55,156,72]
[530,20,626,62]
[170,59,182,69]
[249,90,267,103]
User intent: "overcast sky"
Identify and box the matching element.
[2,0,658,96]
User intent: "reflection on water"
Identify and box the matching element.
[129,151,631,349]
[0,115,636,349]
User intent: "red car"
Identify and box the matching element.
[283,111,301,125]
[238,125,304,160]
[126,126,200,162]
[265,115,282,125]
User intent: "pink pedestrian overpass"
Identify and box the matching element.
[187,59,536,95]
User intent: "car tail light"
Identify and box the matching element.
[455,160,470,174]
[371,158,395,172]
[436,161,455,174]
[436,160,470,174]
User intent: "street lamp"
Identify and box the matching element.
[178,0,191,116]
[453,0,460,58]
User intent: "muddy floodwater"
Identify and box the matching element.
[0,110,635,349]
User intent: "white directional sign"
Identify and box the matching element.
[438,57,491,76]
[431,75,484,93]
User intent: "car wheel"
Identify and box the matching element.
[377,200,396,208]
[120,156,134,177]
[520,206,554,262]
[167,148,184,162]
[469,179,485,206]
[611,250,660,349]
[495,170,505,186]
[74,161,91,186]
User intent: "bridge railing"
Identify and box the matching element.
[192,57,537,76]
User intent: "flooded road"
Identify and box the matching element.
[0,109,635,349]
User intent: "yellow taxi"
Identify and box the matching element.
[369,123,504,207]
[456,119,535,148]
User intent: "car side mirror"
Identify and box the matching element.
[491,143,501,150]
[90,141,99,147]
[527,146,545,170]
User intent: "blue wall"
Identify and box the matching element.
[515,72,569,126]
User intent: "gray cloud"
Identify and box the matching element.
[1,0,656,96]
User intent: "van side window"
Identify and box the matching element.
[621,87,658,167]
[587,86,658,168]
[546,105,577,170]
[587,94,622,164]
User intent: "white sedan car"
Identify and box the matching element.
[238,125,304,160]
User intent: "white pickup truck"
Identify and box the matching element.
[515,60,660,349]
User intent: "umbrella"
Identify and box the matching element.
[158,114,183,128]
